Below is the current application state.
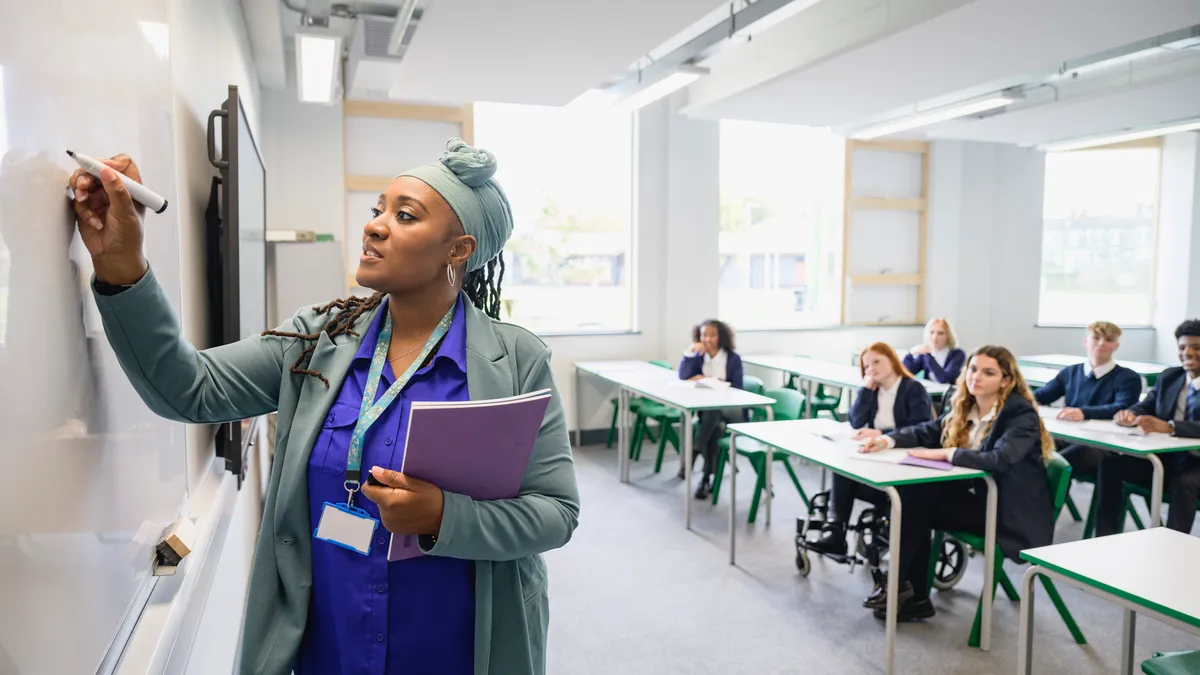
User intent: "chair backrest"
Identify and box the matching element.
[1046,451,1073,516]
[649,359,672,369]
[937,384,956,416]
[742,374,765,395]
[765,387,806,421]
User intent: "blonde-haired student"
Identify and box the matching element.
[860,346,1054,621]
[1033,321,1141,477]
[809,343,932,556]
[904,317,966,384]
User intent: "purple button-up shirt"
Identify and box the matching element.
[296,296,474,675]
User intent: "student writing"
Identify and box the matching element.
[1095,319,1200,536]
[903,317,966,384]
[860,346,1054,621]
[1033,320,1141,477]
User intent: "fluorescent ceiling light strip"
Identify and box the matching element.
[1038,118,1200,152]
[614,67,707,112]
[853,96,1016,139]
[297,33,341,104]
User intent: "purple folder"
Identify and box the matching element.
[387,389,552,561]
[900,456,954,471]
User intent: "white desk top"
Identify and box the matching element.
[1037,407,1200,455]
[1021,528,1200,631]
[1019,365,1061,387]
[727,419,985,488]
[611,375,776,411]
[1021,353,1169,378]
[742,354,950,395]
[575,360,671,377]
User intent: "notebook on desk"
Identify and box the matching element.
[387,389,552,561]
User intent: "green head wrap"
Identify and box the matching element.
[399,139,513,273]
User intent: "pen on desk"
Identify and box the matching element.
[67,150,169,214]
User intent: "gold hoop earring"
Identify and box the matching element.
[447,264,455,287]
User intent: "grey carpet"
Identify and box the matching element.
[545,442,1200,674]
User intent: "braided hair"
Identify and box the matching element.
[262,253,506,387]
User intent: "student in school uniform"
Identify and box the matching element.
[860,345,1054,620]
[1095,319,1200,535]
[678,320,744,500]
[1034,321,1142,478]
[809,342,933,555]
[903,317,966,384]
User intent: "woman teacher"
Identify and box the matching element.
[69,141,579,675]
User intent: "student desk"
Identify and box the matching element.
[1019,365,1062,388]
[1021,353,1168,387]
[1018,528,1200,675]
[1037,407,1200,527]
[574,360,775,529]
[742,354,951,400]
[726,418,996,675]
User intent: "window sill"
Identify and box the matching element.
[738,323,923,333]
[1034,324,1156,330]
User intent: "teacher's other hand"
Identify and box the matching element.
[361,467,445,536]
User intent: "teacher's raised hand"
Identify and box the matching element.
[69,154,147,285]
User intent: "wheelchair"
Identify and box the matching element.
[794,490,971,591]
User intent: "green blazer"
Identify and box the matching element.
[93,266,580,675]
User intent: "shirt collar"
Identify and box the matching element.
[932,347,950,360]
[879,377,902,394]
[704,348,726,362]
[1085,360,1117,379]
[353,295,468,374]
[967,404,996,425]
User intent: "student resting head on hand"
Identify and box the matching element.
[858,345,1054,622]
[903,317,965,384]
[809,342,933,557]
[678,319,743,499]
[69,140,578,675]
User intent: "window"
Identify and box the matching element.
[1038,146,1160,326]
[718,120,844,329]
[473,102,633,334]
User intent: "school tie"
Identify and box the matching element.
[1189,384,1199,422]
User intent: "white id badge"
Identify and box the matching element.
[313,502,378,555]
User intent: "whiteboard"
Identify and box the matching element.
[0,1,188,673]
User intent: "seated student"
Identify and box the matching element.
[809,342,933,555]
[678,320,744,500]
[1034,320,1142,477]
[860,345,1054,621]
[903,317,966,384]
[1095,319,1200,536]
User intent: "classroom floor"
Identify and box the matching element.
[546,442,1200,675]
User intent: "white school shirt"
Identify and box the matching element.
[932,348,950,368]
[873,378,901,431]
[684,348,728,381]
[1084,360,1117,379]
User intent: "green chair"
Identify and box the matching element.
[710,388,809,523]
[1141,650,1200,675]
[1116,481,1200,533]
[604,359,676,449]
[926,452,1086,648]
[1064,474,1103,539]
[649,359,672,369]
[742,374,765,395]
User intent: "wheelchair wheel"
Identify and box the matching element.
[795,549,812,577]
[932,535,968,590]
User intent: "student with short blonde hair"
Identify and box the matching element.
[904,317,966,384]
[1033,320,1141,477]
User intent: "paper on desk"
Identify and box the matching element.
[800,418,858,442]
[846,449,908,464]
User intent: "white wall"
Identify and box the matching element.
[1154,132,1200,361]
[169,0,263,493]
[927,139,1159,361]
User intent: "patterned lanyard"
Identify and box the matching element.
[344,302,456,506]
